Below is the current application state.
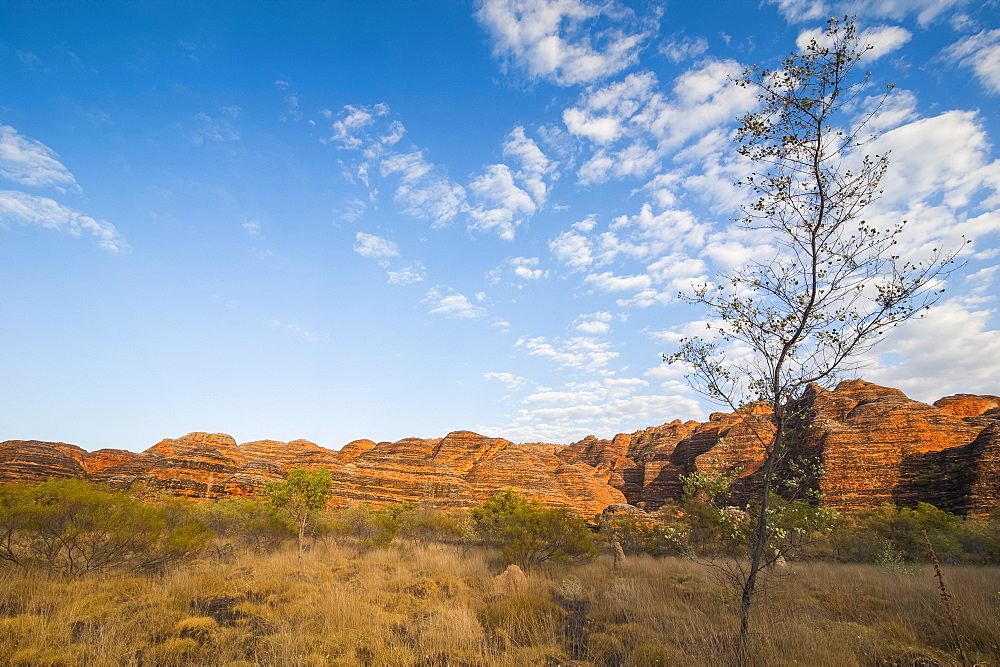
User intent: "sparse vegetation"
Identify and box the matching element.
[1,481,998,664]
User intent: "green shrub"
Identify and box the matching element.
[471,490,596,569]
[0,479,210,576]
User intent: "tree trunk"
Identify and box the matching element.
[739,421,782,638]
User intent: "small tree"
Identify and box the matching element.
[264,467,332,557]
[666,16,962,636]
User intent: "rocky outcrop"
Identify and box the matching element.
[562,380,1000,515]
[0,440,88,483]
[2,381,998,515]
[3,430,624,517]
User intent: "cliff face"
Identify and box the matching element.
[560,380,1000,515]
[2,381,998,515]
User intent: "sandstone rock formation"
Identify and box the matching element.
[2,380,998,516]
[561,380,1000,515]
[1,430,624,516]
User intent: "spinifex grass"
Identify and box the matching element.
[0,542,997,665]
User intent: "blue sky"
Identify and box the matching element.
[1,0,998,453]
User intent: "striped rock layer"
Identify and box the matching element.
[1,380,998,515]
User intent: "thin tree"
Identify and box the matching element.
[264,467,332,558]
[666,16,963,637]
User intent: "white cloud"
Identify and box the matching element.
[382,151,468,226]
[353,231,400,260]
[467,127,556,240]
[274,80,304,122]
[866,298,1000,401]
[503,126,556,205]
[584,270,652,292]
[868,111,1000,248]
[484,371,532,392]
[574,311,612,334]
[242,221,263,238]
[330,103,389,149]
[0,125,78,190]
[659,35,709,63]
[796,25,911,60]
[563,61,756,185]
[765,0,969,26]
[192,110,240,144]
[475,0,657,86]
[423,286,487,319]
[468,164,536,240]
[549,229,594,268]
[0,190,128,252]
[516,334,618,372]
[940,29,1000,95]
[509,256,549,280]
[386,264,426,284]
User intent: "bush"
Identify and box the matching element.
[0,479,210,576]
[471,490,596,569]
[194,498,291,550]
[829,502,999,565]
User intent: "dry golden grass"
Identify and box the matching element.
[0,542,997,666]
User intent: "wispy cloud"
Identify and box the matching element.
[0,190,129,252]
[0,125,79,190]
[515,334,618,372]
[940,29,1000,95]
[191,108,241,144]
[386,264,426,284]
[242,220,263,238]
[269,319,329,343]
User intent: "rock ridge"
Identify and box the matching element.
[2,380,998,515]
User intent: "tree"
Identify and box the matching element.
[263,467,332,557]
[666,16,962,637]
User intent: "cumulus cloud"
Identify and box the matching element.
[423,286,487,319]
[468,164,536,240]
[574,311,613,334]
[475,0,658,86]
[940,29,1000,95]
[509,256,549,280]
[864,110,1000,257]
[467,126,556,240]
[562,62,756,185]
[503,125,557,204]
[0,125,78,190]
[0,190,129,252]
[796,24,911,60]
[865,298,1000,400]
